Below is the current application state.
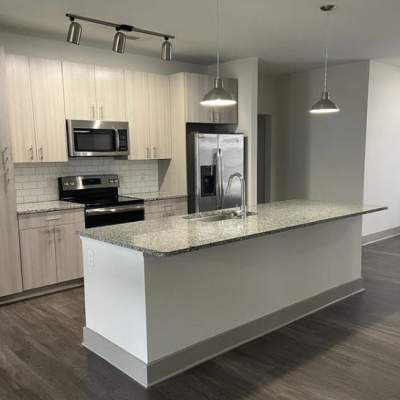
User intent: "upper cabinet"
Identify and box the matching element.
[185,73,213,123]
[6,55,37,162]
[62,61,97,120]
[125,71,172,160]
[95,66,126,121]
[63,62,126,121]
[148,73,172,159]
[6,55,68,163]
[184,73,238,124]
[29,58,68,162]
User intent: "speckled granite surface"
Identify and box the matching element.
[17,201,84,215]
[126,192,188,201]
[81,200,386,257]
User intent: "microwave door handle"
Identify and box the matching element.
[114,129,120,151]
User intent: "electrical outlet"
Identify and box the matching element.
[87,249,94,268]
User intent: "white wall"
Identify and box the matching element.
[363,61,400,236]
[208,57,259,205]
[275,62,370,204]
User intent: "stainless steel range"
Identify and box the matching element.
[58,174,144,228]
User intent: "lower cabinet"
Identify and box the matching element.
[18,209,85,290]
[144,197,188,220]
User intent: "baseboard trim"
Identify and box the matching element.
[83,278,364,388]
[362,227,400,245]
[0,279,83,306]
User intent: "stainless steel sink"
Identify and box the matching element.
[184,210,257,223]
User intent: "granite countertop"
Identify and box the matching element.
[80,200,386,257]
[126,192,188,201]
[17,201,85,215]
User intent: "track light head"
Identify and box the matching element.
[112,29,126,54]
[67,17,82,45]
[161,37,172,61]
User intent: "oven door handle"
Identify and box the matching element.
[86,204,144,216]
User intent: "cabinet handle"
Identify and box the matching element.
[146,147,150,159]
[47,228,53,244]
[100,105,104,120]
[46,216,61,221]
[39,146,44,160]
[55,227,62,241]
[91,105,96,120]
[1,146,8,168]
[28,146,34,160]
[153,146,157,159]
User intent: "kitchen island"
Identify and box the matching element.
[80,200,385,387]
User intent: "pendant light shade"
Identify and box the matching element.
[201,0,236,108]
[200,78,236,107]
[67,19,82,45]
[310,91,340,114]
[310,5,340,115]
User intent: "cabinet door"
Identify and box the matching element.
[29,58,68,162]
[148,73,172,159]
[95,66,126,121]
[216,77,238,124]
[6,54,37,162]
[62,61,97,120]
[184,73,213,123]
[125,70,150,160]
[55,222,84,282]
[20,227,57,290]
[0,48,23,297]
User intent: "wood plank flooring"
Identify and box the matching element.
[1,236,400,400]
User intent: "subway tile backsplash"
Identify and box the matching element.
[14,159,159,204]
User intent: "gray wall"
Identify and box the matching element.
[275,61,370,203]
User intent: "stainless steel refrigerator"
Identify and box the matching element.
[187,133,245,213]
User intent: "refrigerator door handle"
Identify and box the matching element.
[216,148,224,209]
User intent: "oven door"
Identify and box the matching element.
[67,119,129,157]
[85,203,145,228]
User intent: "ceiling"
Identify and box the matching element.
[1,0,400,73]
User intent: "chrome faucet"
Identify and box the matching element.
[226,172,246,216]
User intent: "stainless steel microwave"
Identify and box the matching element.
[67,120,129,158]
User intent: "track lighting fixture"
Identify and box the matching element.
[66,16,82,45]
[161,37,172,61]
[112,29,126,54]
[66,13,174,60]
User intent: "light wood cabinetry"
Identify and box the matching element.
[95,65,126,121]
[18,209,85,290]
[29,58,68,162]
[62,61,97,120]
[125,70,172,160]
[148,73,172,159]
[6,55,68,163]
[5,55,37,162]
[20,227,57,290]
[184,73,238,124]
[0,47,23,298]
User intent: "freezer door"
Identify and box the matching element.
[195,134,218,212]
[219,134,244,209]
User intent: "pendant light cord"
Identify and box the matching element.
[323,7,331,92]
[216,0,220,79]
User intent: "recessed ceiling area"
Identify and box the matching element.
[1,0,400,73]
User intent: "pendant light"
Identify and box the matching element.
[310,5,340,115]
[200,0,237,107]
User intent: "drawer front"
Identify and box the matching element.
[18,209,85,230]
